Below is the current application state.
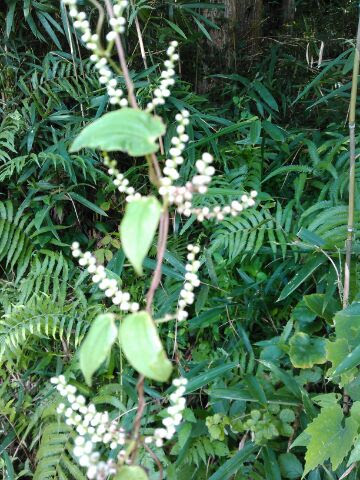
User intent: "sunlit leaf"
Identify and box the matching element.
[70,109,165,156]
[118,311,172,382]
[79,313,118,386]
[120,196,162,275]
[114,466,148,480]
[303,403,358,475]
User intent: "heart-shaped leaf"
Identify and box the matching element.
[114,466,148,480]
[118,311,172,382]
[120,196,162,275]
[70,108,165,156]
[80,313,118,386]
[289,332,326,369]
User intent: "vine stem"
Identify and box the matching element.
[342,11,360,414]
[146,209,170,312]
[101,1,169,464]
[104,0,137,108]
[131,209,169,461]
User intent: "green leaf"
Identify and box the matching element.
[326,303,360,382]
[331,342,360,378]
[289,332,327,368]
[303,294,340,324]
[252,82,279,111]
[68,192,108,217]
[120,196,162,275]
[79,314,118,386]
[262,447,281,480]
[347,438,360,465]
[250,119,262,144]
[262,121,285,141]
[334,303,360,349]
[279,453,303,479]
[303,403,358,475]
[70,109,165,156]
[164,19,187,39]
[277,255,325,301]
[208,443,257,480]
[114,466,148,480]
[118,311,172,382]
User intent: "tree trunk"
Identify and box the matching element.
[198,0,263,91]
[282,0,295,24]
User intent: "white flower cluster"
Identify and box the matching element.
[71,242,139,312]
[190,190,258,222]
[157,111,215,215]
[51,375,123,479]
[62,0,128,107]
[159,110,190,184]
[103,155,141,202]
[176,245,200,321]
[51,375,187,478]
[145,377,187,447]
[146,41,179,112]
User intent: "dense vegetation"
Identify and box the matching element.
[1,0,360,478]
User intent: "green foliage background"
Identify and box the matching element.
[1,0,360,478]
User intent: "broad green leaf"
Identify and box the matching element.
[277,255,325,301]
[120,196,162,275]
[312,393,341,408]
[334,303,360,349]
[303,294,340,324]
[326,303,360,382]
[114,466,148,480]
[348,438,360,465]
[326,338,356,385]
[279,453,303,479]
[289,332,327,368]
[70,109,165,156]
[80,314,118,386]
[331,342,360,378]
[118,311,172,382]
[303,403,358,475]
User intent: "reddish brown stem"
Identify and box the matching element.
[104,0,137,108]
[146,209,169,312]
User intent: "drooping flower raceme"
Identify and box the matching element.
[176,245,201,321]
[51,375,187,479]
[62,0,128,107]
[146,41,179,112]
[71,242,139,312]
[103,153,142,203]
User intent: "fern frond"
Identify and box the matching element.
[34,422,86,480]
[0,294,98,366]
[0,200,37,281]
